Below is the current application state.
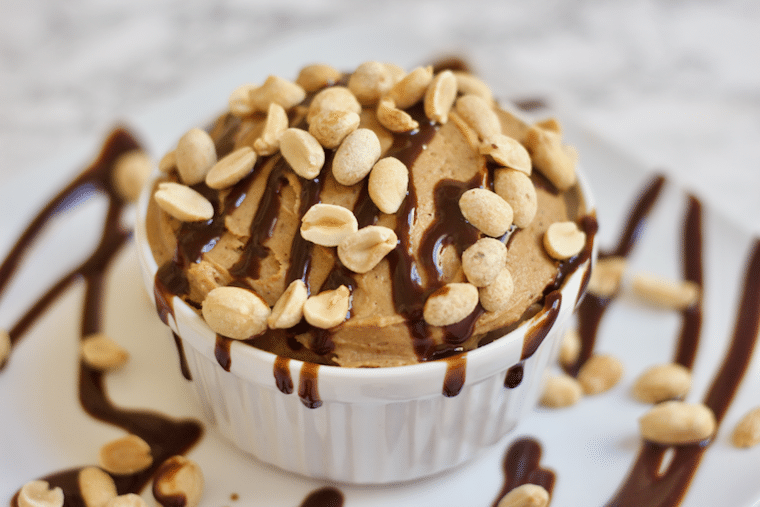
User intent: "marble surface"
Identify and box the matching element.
[1,0,758,232]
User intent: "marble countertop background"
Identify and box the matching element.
[1,0,758,233]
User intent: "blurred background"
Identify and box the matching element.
[1,0,758,232]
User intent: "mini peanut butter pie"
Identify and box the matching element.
[146,61,592,368]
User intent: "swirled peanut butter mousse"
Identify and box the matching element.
[146,61,588,367]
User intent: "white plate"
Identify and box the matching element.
[2,21,759,507]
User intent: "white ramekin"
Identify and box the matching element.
[134,170,595,484]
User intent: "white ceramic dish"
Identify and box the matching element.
[134,163,593,484]
[2,21,760,507]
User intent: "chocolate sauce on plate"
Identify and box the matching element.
[0,129,203,506]
[491,438,555,507]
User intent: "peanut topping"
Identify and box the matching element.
[732,407,760,448]
[81,333,129,371]
[632,363,692,404]
[454,94,502,142]
[423,283,479,327]
[296,63,342,92]
[253,102,289,156]
[525,122,577,191]
[228,84,257,117]
[459,188,513,237]
[385,65,433,109]
[332,128,382,185]
[303,286,351,329]
[175,128,217,186]
[205,147,256,190]
[348,61,402,105]
[453,71,494,103]
[157,150,176,173]
[268,280,308,329]
[497,483,550,507]
[201,287,270,340]
[376,97,419,133]
[248,75,305,113]
[543,221,586,260]
[424,70,457,124]
[639,401,716,445]
[279,128,325,180]
[480,134,532,175]
[112,150,153,202]
[337,225,398,274]
[307,86,361,123]
[18,481,64,507]
[479,267,514,313]
[368,157,409,214]
[308,110,361,149]
[577,354,623,395]
[559,329,581,368]
[300,203,358,247]
[631,273,700,310]
[78,466,117,507]
[154,182,214,222]
[541,374,583,409]
[98,434,153,475]
[461,238,507,287]
[104,494,147,507]
[587,256,627,297]
[494,168,538,228]
[153,456,204,507]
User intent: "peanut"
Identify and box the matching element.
[78,466,117,507]
[631,273,700,310]
[632,363,692,404]
[423,283,479,326]
[332,128,382,185]
[80,333,129,371]
[205,147,256,190]
[153,182,214,222]
[543,221,586,260]
[153,456,204,507]
[268,279,308,329]
[300,203,358,247]
[639,401,716,445]
[279,128,325,180]
[337,225,398,274]
[732,407,760,448]
[98,434,153,475]
[541,374,583,408]
[303,286,351,329]
[494,168,537,228]
[368,157,409,214]
[201,286,270,340]
[175,128,217,186]
[461,238,507,287]
[459,188,513,237]
[577,354,623,395]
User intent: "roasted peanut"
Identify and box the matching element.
[248,75,305,113]
[543,221,586,260]
[268,280,308,329]
[332,128,382,185]
[478,267,514,313]
[303,286,351,329]
[99,434,153,475]
[78,466,117,507]
[154,182,214,222]
[81,333,129,371]
[639,401,716,445]
[112,150,153,202]
[577,354,623,395]
[175,128,217,186]
[368,157,409,214]
[497,483,549,507]
[201,286,270,340]
[459,188,513,237]
[632,273,699,310]
[279,128,325,180]
[18,481,64,507]
[541,374,583,408]
[337,225,398,274]
[732,407,760,448]
[632,363,691,404]
[423,283,479,326]
[462,238,507,287]
[205,147,256,189]
[153,456,204,507]
[494,168,537,228]
[300,203,358,247]
[296,64,342,92]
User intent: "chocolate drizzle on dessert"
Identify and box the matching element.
[173,331,193,380]
[274,355,294,394]
[0,129,203,506]
[442,354,467,397]
[491,438,555,507]
[215,334,234,371]
[298,362,323,409]
[504,362,524,388]
[523,291,561,360]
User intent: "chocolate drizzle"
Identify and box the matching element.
[0,129,203,506]
[299,487,344,507]
[566,174,666,377]
[491,438,555,507]
[606,237,760,506]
